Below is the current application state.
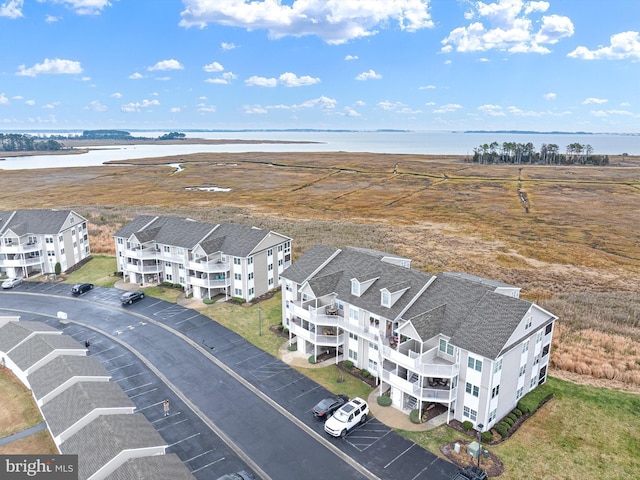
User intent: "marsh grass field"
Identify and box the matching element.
[2,148,639,390]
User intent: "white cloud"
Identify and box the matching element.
[121,99,160,112]
[179,0,434,45]
[278,72,320,87]
[507,106,542,117]
[295,96,337,110]
[205,72,238,84]
[345,108,361,117]
[245,75,277,87]
[154,76,171,81]
[17,58,82,77]
[544,92,556,100]
[590,109,633,117]
[86,100,107,112]
[203,61,224,72]
[42,102,61,109]
[568,31,640,60]
[244,105,268,115]
[0,93,9,104]
[425,101,435,106]
[129,72,144,79]
[345,55,358,61]
[46,0,112,15]
[355,69,381,81]
[221,42,237,51]
[170,107,181,113]
[419,84,436,90]
[582,97,607,105]
[199,96,207,100]
[354,100,366,106]
[441,0,573,54]
[432,103,462,113]
[246,96,338,114]
[111,92,122,98]
[80,76,91,81]
[377,101,420,114]
[197,103,216,113]
[147,59,184,71]
[478,104,505,116]
[45,14,60,23]
[0,0,23,19]
[25,99,35,106]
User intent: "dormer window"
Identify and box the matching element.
[351,279,360,296]
[381,290,390,307]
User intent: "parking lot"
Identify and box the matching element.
[1,282,459,480]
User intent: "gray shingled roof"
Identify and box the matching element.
[0,320,60,352]
[42,381,135,438]
[281,244,339,284]
[113,215,156,238]
[9,335,84,371]
[105,454,194,480]
[441,272,516,289]
[28,355,110,401]
[303,246,434,320]
[59,414,167,480]
[0,209,85,235]
[203,223,273,257]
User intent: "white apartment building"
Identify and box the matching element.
[0,209,90,278]
[114,215,292,301]
[281,245,556,430]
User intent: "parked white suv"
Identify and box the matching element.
[324,397,369,437]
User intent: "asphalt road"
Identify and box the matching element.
[0,282,459,480]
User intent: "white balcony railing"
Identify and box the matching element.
[188,276,230,288]
[126,263,162,274]
[289,323,345,346]
[1,242,42,254]
[188,259,230,273]
[381,345,459,378]
[381,369,456,403]
[0,257,43,267]
[125,247,160,260]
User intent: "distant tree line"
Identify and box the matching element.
[0,133,64,152]
[470,141,609,166]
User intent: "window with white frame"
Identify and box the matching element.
[488,408,497,423]
[381,290,390,307]
[465,383,479,397]
[522,342,529,353]
[530,377,537,389]
[268,278,273,285]
[348,349,357,361]
[249,288,254,296]
[234,257,241,265]
[494,358,503,373]
[536,331,543,343]
[349,307,358,321]
[351,280,360,296]
[163,245,170,253]
[247,257,253,264]
[368,341,378,351]
[267,248,273,256]
[234,288,243,296]
[166,274,173,281]
[491,385,500,398]
[524,316,533,330]
[179,276,185,284]
[516,387,524,399]
[234,273,241,280]
[368,359,378,372]
[349,332,358,340]
[519,364,526,377]
[463,406,477,421]
[468,356,482,372]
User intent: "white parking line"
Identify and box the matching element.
[123,382,153,393]
[288,384,321,403]
[130,388,158,399]
[183,449,214,464]
[384,444,415,469]
[113,372,144,382]
[102,353,126,363]
[175,313,201,325]
[167,433,200,447]
[156,418,189,430]
[190,456,226,474]
[107,362,135,373]
[234,350,269,365]
[274,377,307,392]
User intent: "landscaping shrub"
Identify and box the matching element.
[54,262,61,275]
[495,423,509,438]
[287,344,297,351]
[481,431,493,443]
[360,368,370,378]
[343,360,354,369]
[517,400,532,415]
[504,417,514,427]
[377,395,392,407]
[277,324,284,332]
[512,408,522,417]
[173,283,183,289]
[409,409,421,424]
[308,355,316,364]
[508,413,517,423]
[462,420,474,431]
[282,328,289,334]
[203,298,214,304]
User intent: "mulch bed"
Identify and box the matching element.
[336,361,377,388]
[441,440,505,477]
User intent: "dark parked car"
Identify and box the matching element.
[312,394,349,420]
[120,290,144,305]
[71,283,94,295]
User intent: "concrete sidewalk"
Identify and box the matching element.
[0,422,47,447]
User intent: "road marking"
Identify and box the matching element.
[168,433,201,447]
[190,456,226,474]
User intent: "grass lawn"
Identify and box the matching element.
[402,376,640,480]
[63,255,118,287]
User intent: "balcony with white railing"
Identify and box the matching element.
[126,262,163,274]
[381,368,457,403]
[1,241,42,254]
[188,275,230,288]
[125,246,160,260]
[188,259,230,273]
[381,343,459,378]
[0,256,43,267]
[289,322,345,346]
[338,318,380,343]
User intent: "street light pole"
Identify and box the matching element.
[258,306,263,336]
[477,423,484,469]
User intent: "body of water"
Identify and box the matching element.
[1,131,638,170]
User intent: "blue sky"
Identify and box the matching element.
[1,0,639,132]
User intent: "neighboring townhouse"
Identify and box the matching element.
[114,215,292,301]
[281,245,557,432]
[0,209,90,278]
[0,317,195,480]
